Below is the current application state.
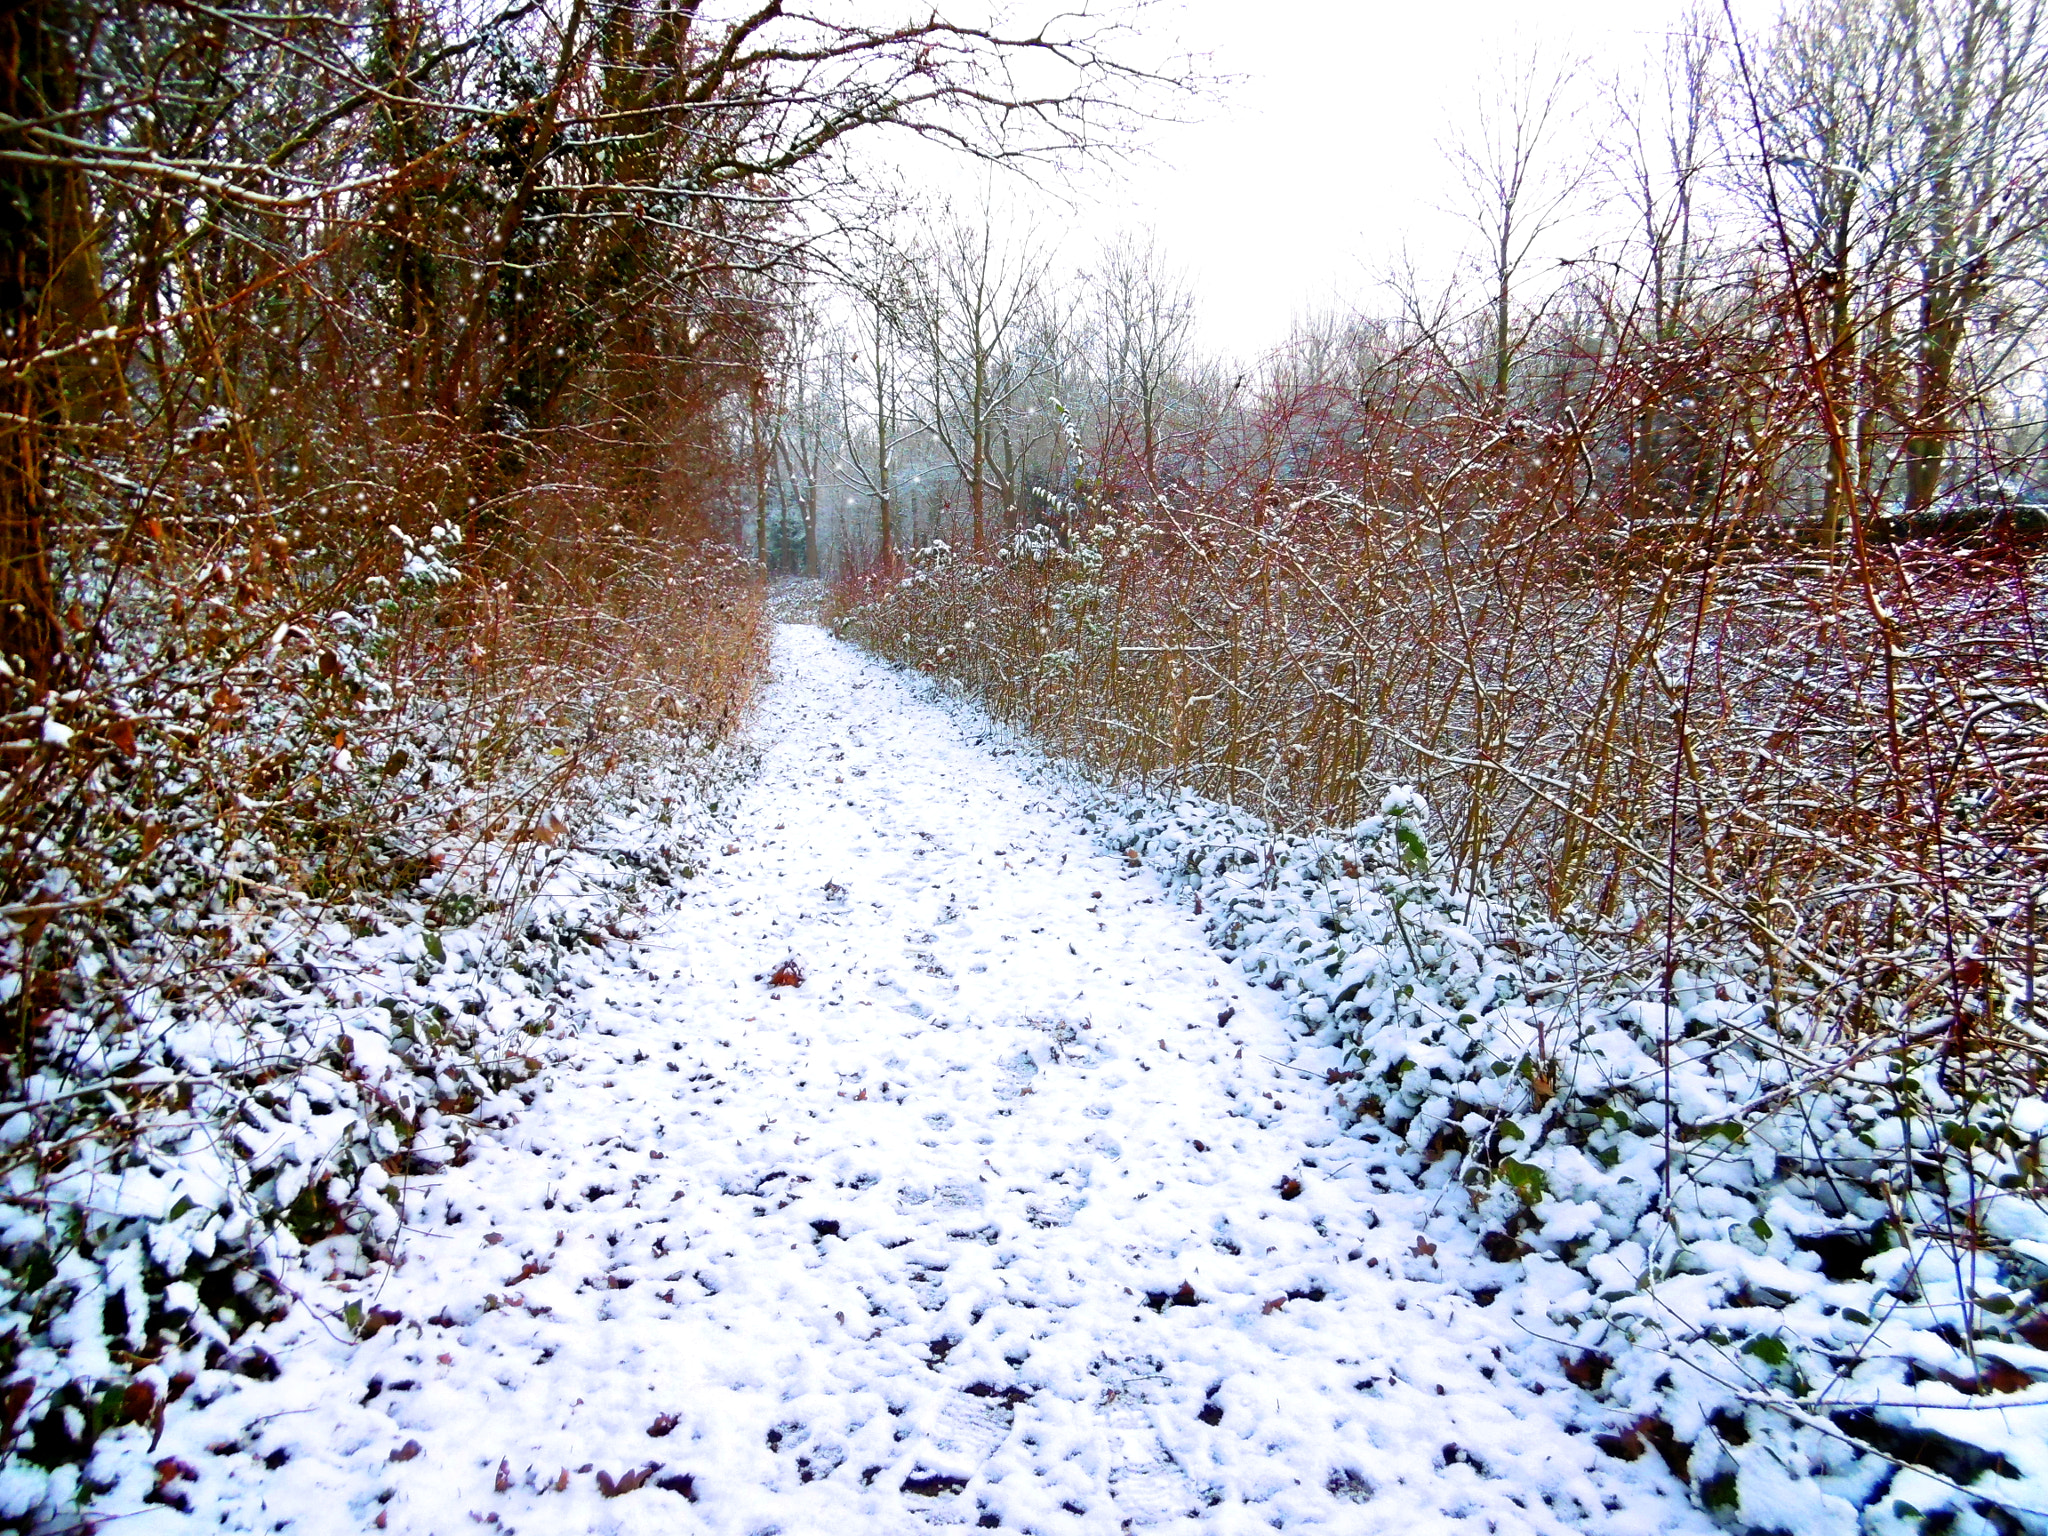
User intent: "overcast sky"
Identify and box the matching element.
[1037,0,1784,359]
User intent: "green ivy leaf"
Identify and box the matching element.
[1700,1472,1739,1512]
[1741,1334,1790,1367]
[1497,1157,1549,1205]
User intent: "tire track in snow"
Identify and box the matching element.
[125,624,1712,1536]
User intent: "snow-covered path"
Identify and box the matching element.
[139,625,1707,1535]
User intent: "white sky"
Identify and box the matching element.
[1040,0,1785,359]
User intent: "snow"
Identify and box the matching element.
[93,624,1712,1533]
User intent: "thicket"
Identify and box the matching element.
[0,0,1168,1521]
[833,2,2048,1529]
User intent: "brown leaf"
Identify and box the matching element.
[506,1261,550,1285]
[1278,1176,1304,1201]
[360,1305,403,1339]
[770,959,804,988]
[121,1378,158,1427]
[1562,1350,1610,1390]
[495,1458,512,1493]
[1262,1296,1288,1315]
[389,1440,423,1463]
[647,1414,678,1438]
[596,1463,659,1498]
[1943,1359,2038,1395]
[106,717,136,756]
[1410,1235,1437,1258]
[1,1378,34,1443]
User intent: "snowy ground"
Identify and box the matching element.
[111,624,1713,1535]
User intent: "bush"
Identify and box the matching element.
[0,476,766,1523]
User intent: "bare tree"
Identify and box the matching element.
[836,249,917,571]
[910,205,1048,548]
[1088,231,1197,492]
[773,299,833,577]
[1607,7,1723,342]
[1892,0,2048,509]
[1447,48,1587,411]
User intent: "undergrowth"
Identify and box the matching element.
[0,473,766,1524]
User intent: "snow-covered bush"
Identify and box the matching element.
[0,508,765,1526]
[1091,786,2048,1536]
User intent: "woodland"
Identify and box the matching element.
[2,0,2048,1531]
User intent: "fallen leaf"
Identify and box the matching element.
[1410,1235,1437,1258]
[389,1440,423,1463]
[495,1458,512,1493]
[360,1305,403,1339]
[1562,1350,1610,1390]
[648,1414,679,1438]
[1278,1176,1304,1200]
[596,1463,660,1498]
[770,958,804,988]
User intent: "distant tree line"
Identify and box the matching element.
[793,0,2048,573]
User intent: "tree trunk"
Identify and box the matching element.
[1904,284,1967,512]
[803,480,818,577]
[0,0,100,684]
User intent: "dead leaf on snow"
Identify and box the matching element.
[596,1463,661,1498]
